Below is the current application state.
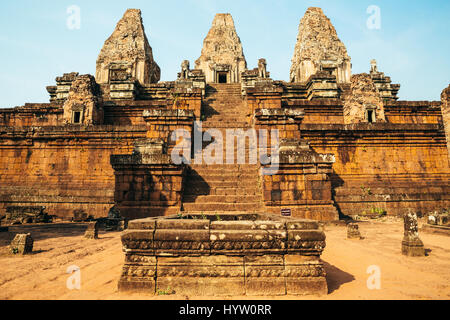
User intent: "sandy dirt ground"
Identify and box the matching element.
[0,219,449,300]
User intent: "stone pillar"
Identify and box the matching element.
[10,233,33,255]
[402,211,425,257]
[441,85,450,165]
[84,221,99,239]
[347,223,362,239]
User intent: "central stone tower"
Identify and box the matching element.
[290,7,351,83]
[195,13,247,83]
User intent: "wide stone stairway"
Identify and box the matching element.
[182,83,264,213]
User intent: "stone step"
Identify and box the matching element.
[183,195,262,204]
[202,123,250,128]
[183,203,263,212]
[203,113,247,117]
[188,169,260,176]
[187,180,258,188]
[189,164,259,169]
[186,173,258,180]
[183,186,260,196]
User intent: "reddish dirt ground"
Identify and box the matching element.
[0,218,449,300]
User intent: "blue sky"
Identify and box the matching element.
[0,0,449,108]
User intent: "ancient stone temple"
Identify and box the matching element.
[195,13,247,83]
[0,7,449,224]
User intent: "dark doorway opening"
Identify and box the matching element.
[218,72,227,83]
[73,111,81,124]
[367,110,375,123]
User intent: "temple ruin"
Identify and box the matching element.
[0,6,449,225]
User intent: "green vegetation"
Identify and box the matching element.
[157,287,174,296]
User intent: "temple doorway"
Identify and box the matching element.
[218,72,228,83]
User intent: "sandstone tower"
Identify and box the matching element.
[343,73,386,124]
[195,13,247,83]
[290,7,351,83]
[96,9,160,85]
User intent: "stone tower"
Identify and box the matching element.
[96,9,160,85]
[290,7,351,83]
[195,13,247,83]
[343,73,386,124]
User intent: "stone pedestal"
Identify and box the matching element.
[10,233,33,255]
[347,223,362,239]
[402,211,425,257]
[111,139,185,220]
[259,138,338,221]
[118,213,328,296]
[84,221,99,239]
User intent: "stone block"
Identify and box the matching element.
[157,256,245,296]
[244,255,286,296]
[84,221,99,239]
[10,233,33,255]
[347,223,362,239]
[402,211,425,257]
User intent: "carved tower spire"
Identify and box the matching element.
[195,13,247,83]
[96,9,160,85]
[290,7,351,83]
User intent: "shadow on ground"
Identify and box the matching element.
[323,261,355,294]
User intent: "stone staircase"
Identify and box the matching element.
[182,83,264,213]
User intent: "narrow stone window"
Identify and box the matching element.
[73,111,81,124]
[366,109,376,123]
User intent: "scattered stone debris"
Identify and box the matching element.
[10,233,34,255]
[347,223,362,240]
[402,211,425,257]
[72,210,93,223]
[2,206,52,225]
[84,221,99,240]
[427,211,449,226]
[422,210,450,236]
[96,206,127,231]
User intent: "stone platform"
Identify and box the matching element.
[118,213,328,296]
[422,224,450,236]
